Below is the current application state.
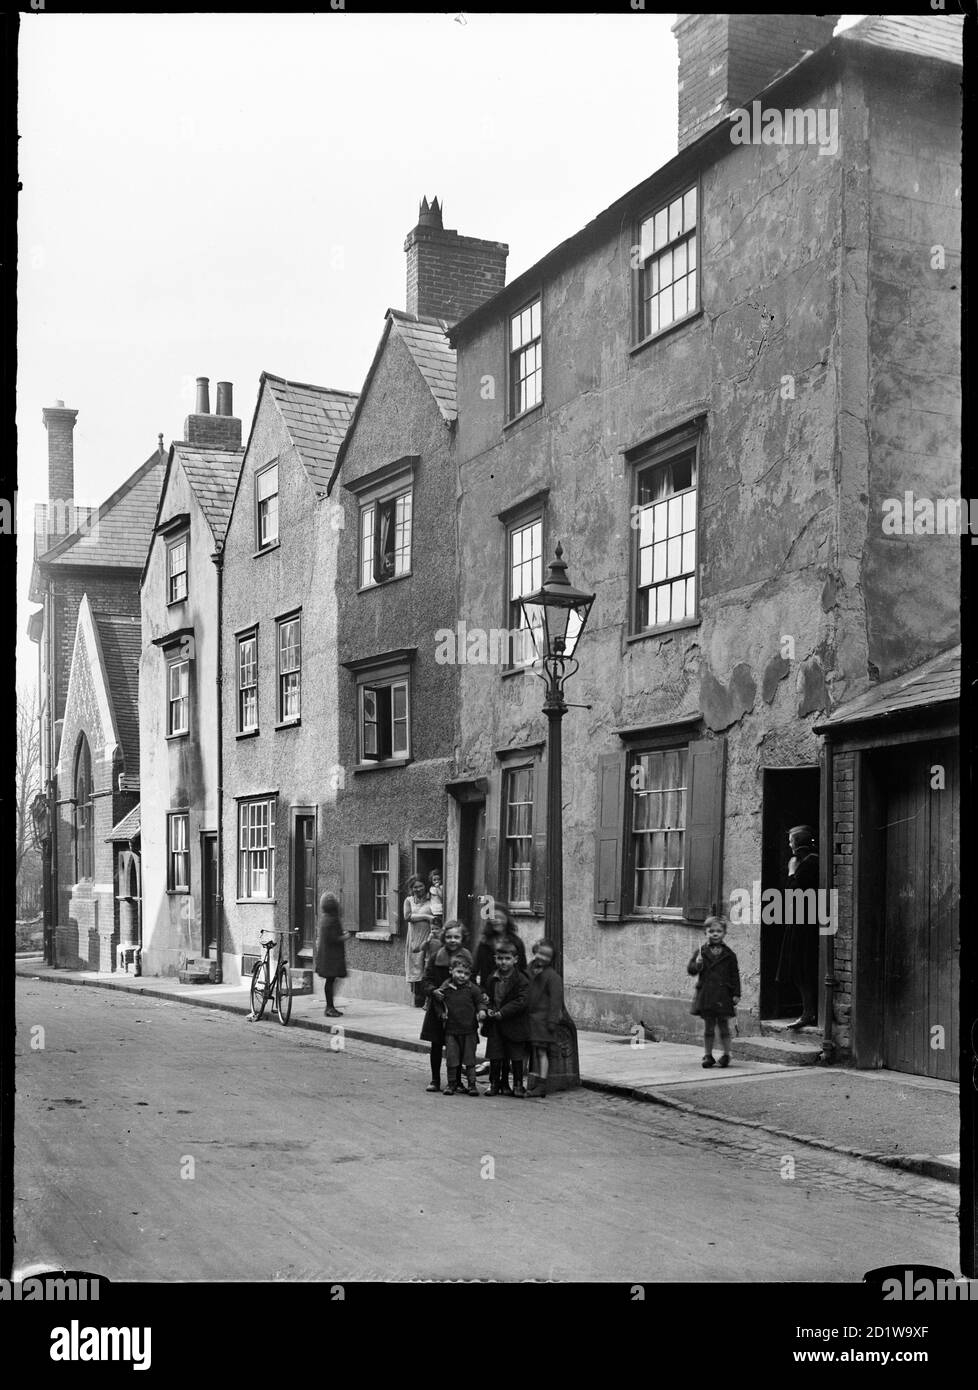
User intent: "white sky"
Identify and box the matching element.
[16,11,862,688]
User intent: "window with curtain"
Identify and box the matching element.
[503,765,534,907]
[630,747,687,911]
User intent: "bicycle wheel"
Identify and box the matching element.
[250,960,269,1020]
[275,962,293,1025]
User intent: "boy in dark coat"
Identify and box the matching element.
[432,958,487,1096]
[482,941,529,1097]
[525,939,564,1099]
[419,921,473,1093]
[314,892,351,1018]
[688,915,741,1068]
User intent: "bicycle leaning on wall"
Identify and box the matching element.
[247,928,294,1026]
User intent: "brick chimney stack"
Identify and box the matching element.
[183,375,242,449]
[404,197,508,324]
[42,399,77,507]
[673,13,840,151]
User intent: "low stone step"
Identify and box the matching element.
[178,959,216,985]
[733,1033,822,1066]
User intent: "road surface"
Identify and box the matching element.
[14,978,959,1282]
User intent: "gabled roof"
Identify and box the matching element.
[327,309,456,492]
[174,443,243,548]
[263,374,359,492]
[33,447,166,577]
[107,803,141,843]
[843,14,963,66]
[815,646,960,732]
[92,612,142,776]
[389,310,457,423]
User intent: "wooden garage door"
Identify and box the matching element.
[882,739,959,1081]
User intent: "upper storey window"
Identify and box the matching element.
[509,297,542,419]
[636,187,698,341]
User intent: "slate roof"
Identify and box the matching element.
[265,375,358,492]
[175,444,243,546]
[815,646,960,732]
[842,14,963,66]
[107,804,141,843]
[389,310,457,423]
[36,449,166,572]
[92,612,142,776]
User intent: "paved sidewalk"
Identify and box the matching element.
[15,957,959,1184]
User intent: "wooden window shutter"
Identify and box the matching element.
[593,751,627,918]
[531,756,547,915]
[388,842,400,932]
[683,736,726,923]
[340,845,359,932]
[484,769,502,901]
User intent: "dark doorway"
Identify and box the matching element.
[456,801,487,947]
[760,766,820,1018]
[292,813,317,965]
[413,841,445,894]
[200,833,217,957]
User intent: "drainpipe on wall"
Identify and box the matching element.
[212,546,225,985]
[47,583,59,968]
[820,738,837,1063]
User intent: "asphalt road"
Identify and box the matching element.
[14,979,960,1282]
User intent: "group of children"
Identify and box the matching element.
[419,914,565,1099]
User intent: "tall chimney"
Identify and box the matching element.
[184,376,241,449]
[41,400,77,506]
[404,197,508,324]
[673,13,840,151]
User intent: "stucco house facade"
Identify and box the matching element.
[139,380,244,977]
[444,13,961,1073]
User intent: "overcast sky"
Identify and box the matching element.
[16,11,860,689]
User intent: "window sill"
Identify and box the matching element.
[630,308,703,356]
[253,542,280,558]
[504,402,544,431]
[354,758,413,774]
[355,931,395,942]
[166,731,190,741]
[500,664,533,680]
[509,907,541,919]
[236,728,260,740]
[357,571,412,595]
[166,888,190,896]
[275,719,301,731]
[626,617,701,644]
[596,913,696,927]
[166,597,188,608]
[235,898,278,906]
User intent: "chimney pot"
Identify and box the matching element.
[216,381,233,417]
[195,377,210,414]
[404,199,508,324]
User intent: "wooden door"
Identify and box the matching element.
[882,740,958,1081]
[293,815,317,957]
[456,801,487,945]
[200,834,217,957]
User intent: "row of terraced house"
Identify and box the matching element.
[29,13,962,1080]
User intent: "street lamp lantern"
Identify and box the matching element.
[519,543,594,1093]
[519,542,595,677]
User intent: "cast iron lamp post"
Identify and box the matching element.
[520,543,594,1089]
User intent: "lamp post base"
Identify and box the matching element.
[545,1006,581,1092]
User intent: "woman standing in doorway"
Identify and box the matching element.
[404,875,436,1007]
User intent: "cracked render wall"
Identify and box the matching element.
[453,58,950,1039]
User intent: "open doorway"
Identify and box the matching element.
[760,766,820,1018]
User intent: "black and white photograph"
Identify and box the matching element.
[7,2,976,1355]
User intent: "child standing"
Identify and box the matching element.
[432,958,487,1096]
[525,939,564,1099]
[482,941,529,1097]
[428,869,444,933]
[688,915,741,1068]
[314,892,352,1018]
[419,921,472,1093]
